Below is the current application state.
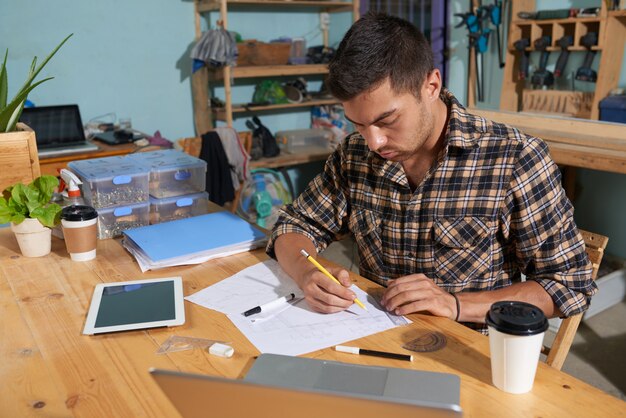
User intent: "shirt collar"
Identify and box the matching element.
[441,88,484,150]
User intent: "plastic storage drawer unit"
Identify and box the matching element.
[149,191,209,224]
[126,150,207,198]
[68,156,149,209]
[96,201,150,239]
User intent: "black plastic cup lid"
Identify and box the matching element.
[485,301,548,336]
[61,205,98,221]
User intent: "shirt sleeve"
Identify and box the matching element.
[266,146,351,259]
[501,136,596,317]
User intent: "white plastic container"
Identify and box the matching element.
[68,156,149,209]
[126,150,207,198]
[95,201,150,239]
[149,191,209,224]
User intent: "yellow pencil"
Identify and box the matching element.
[300,249,367,311]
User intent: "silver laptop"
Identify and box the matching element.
[19,104,99,157]
[151,354,462,418]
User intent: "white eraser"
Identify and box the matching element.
[335,345,359,354]
[209,343,234,358]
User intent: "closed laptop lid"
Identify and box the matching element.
[19,104,86,149]
[150,368,463,418]
[245,353,461,410]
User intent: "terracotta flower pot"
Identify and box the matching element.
[11,218,52,257]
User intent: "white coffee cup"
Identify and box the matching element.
[486,301,548,394]
[61,205,99,261]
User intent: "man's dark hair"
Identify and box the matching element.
[327,12,434,101]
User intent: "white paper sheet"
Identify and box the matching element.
[185,260,410,356]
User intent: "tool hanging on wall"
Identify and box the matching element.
[481,1,505,68]
[554,35,573,77]
[455,9,488,102]
[575,32,598,83]
[469,28,491,101]
[513,38,530,80]
[531,36,554,89]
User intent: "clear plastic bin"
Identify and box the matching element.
[275,128,333,154]
[96,201,150,239]
[126,150,207,198]
[149,191,209,224]
[68,156,149,209]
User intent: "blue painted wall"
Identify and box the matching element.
[1,0,197,140]
[449,0,626,259]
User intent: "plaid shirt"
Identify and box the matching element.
[267,89,595,334]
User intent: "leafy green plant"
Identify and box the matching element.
[0,175,62,228]
[0,34,72,133]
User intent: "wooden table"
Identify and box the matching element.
[1,228,624,417]
[38,141,138,176]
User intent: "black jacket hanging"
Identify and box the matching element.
[200,131,235,206]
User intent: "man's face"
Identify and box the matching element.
[343,78,436,163]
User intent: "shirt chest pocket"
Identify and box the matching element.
[432,217,493,287]
[348,208,395,283]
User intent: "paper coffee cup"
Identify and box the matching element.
[61,205,98,262]
[486,301,548,394]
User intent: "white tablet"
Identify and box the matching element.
[83,277,185,335]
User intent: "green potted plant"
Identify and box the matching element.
[0,175,62,257]
[1,34,72,133]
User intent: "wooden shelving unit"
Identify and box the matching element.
[192,0,359,132]
[499,0,626,120]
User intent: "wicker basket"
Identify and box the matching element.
[237,40,290,66]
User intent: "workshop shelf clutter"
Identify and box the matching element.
[500,1,626,120]
[68,150,208,238]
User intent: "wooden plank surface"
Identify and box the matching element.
[1,228,625,417]
[469,108,626,174]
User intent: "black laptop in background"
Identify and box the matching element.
[19,104,99,158]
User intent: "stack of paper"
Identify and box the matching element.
[122,212,267,272]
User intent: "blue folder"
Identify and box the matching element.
[122,212,267,262]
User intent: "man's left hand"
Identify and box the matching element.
[381,274,457,319]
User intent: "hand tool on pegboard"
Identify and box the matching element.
[554,35,573,78]
[531,36,554,88]
[575,32,598,83]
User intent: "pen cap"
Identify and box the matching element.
[208,342,234,358]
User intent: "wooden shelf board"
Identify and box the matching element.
[249,149,331,169]
[512,17,602,25]
[213,98,339,120]
[608,10,626,18]
[197,0,354,12]
[511,46,601,52]
[209,64,328,80]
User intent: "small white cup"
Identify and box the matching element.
[486,301,548,394]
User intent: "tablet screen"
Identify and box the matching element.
[83,277,185,335]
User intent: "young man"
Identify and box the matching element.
[266,12,595,333]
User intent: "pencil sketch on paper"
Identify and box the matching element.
[186,259,410,356]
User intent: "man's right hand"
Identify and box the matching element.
[274,233,356,314]
[299,266,356,313]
